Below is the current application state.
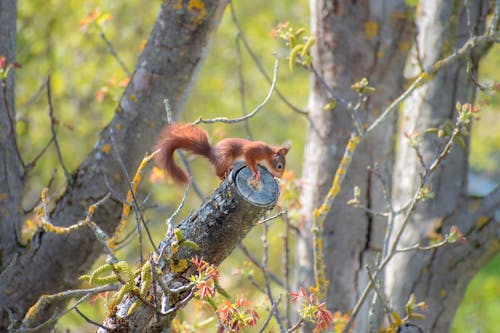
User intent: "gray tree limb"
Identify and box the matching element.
[0,0,229,330]
[387,1,497,331]
[0,0,22,271]
[296,1,412,331]
[98,164,280,332]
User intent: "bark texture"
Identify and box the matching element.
[100,164,280,332]
[0,0,229,330]
[0,0,21,271]
[387,1,499,331]
[298,0,499,332]
[296,1,412,331]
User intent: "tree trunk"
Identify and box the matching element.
[297,0,412,331]
[0,1,229,330]
[387,1,498,331]
[298,0,499,332]
[0,0,21,270]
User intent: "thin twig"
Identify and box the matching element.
[238,243,284,287]
[110,129,142,261]
[165,182,191,240]
[194,55,279,124]
[426,122,461,174]
[109,129,157,258]
[46,75,72,183]
[286,318,305,332]
[98,25,132,77]
[39,190,117,262]
[309,64,364,135]
[342,119,465,332]
[412,32,425,74]
[104,175,128,204]
[229,1,307,116]
[17,285,118,332]
[24,137,55,176]
[258,295,282,333]
[74,306,112,331]
[464,0,474,39]
[308,64,351,112]
[281,211,292,329]
[414,145,427,170]
[235,33,254,139]
[2,76,26,171]
[23,168,57,214]
[86,196,120,263]
[262,222,285,332]
[365,30,500,136]
[163,99,206,200]
[257,210,287,224]
[17,78,47,110]
[178,153,206,199]
[162,288,195,315]
[488,0,500,36]
[396,237,450,253]
[366,265,393,324]
[466,52,488,91]
[372,165,397,262]
[342,194,420,333]
[244,274,268,295]
[351,203,389,218]
[157,182,192,271]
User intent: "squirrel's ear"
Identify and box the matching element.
[277,143,291,156]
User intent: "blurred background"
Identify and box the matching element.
[15,0,499,331]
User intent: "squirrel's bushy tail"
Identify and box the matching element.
[155,123,212,183]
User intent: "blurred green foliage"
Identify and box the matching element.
[12,0,499,332]
[452,255,500,333]
[470,44,500,179]
[17,0,157,205]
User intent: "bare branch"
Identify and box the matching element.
[258,295,282,333]
[365,31,499,135]
[46,75,72,182]
[163,99,206,200]
[238,243,284,287]
[229,1,307,116]
[235,33,254,139]
[74,307,112,332]
[17,285,118,332]
[109,130,158,257]
[195,55,279,124]
[262,222,285,331]
[165,182,191,241]
[97,25,132,77]
[1,73,25,170]
[24,137,54,176]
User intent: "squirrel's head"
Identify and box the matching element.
[270,143,291,178]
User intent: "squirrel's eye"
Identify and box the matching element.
[276,162,283,170]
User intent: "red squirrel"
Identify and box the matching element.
[155,123,290,184]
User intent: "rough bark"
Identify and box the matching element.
[99,164,280,332]
[0,0,22,270]
[387,1,499,331]
[0,0,229,330]
[296,1,412,331]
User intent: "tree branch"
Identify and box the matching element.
[0,1,230,330]
[100,164,281,331]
